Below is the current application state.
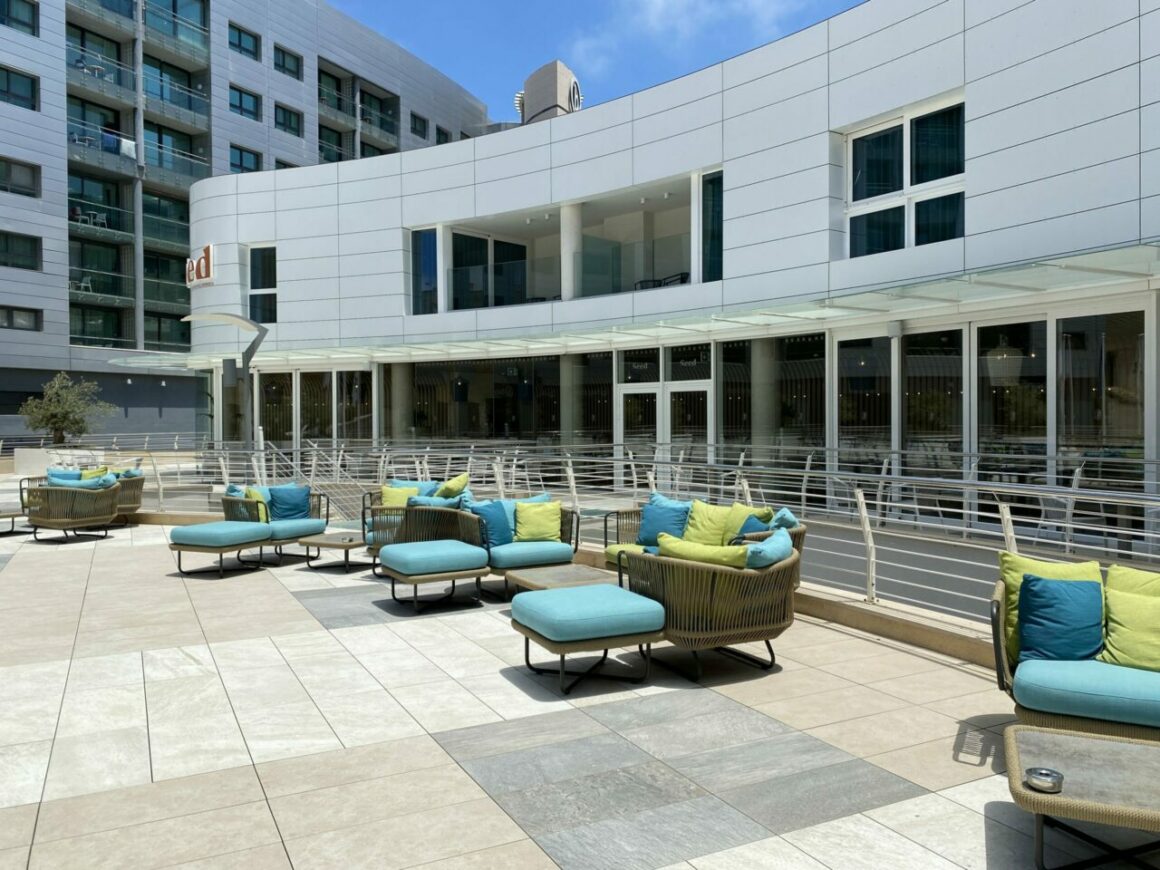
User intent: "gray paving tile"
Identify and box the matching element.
[582,688,743,732]
[495,760,704,837]
[669,731,854,792]
[436,709,608,763]
[622,709,792,761]
[536,795,770,870]
[462,732,652,795]
[718,758,927,835]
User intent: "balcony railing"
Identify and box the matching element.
[68,198,133,234]
[359,103,398,136]
[318,84,354,116]
[450,256,562,310]
[143,72,209,116]
[577,232,691,298]
[145,339,191,352]
[318,140,351,163]
[66,46,136,91]
[144,140,209,180]
[143,213,190,246]
[69,266,134,299]
[67,121,136,161]
[71,333,135,349]
[144,278,190,307]
[67,0,134,21]
[143,0,208,50]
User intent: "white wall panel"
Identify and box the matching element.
[966,202,1140,269]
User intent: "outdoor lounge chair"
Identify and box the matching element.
[222,489,329,561]
[25,481,122,541]
[603,504,806,565]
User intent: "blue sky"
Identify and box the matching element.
[328,0,865,122]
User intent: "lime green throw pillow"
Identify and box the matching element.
[244,486,270,522]
[657,532,747,569]
[515,501,561,542]
[81,466,108,480]
[435,472,469,498]
[1105,564,1160,596]
[683,500,731,545]
[724,503,774,542]
[1100,586,1160,671]
[998,552,1101,667]
[380,486,418,508]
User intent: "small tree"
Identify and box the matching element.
[20,372,117,445]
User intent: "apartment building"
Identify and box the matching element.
[0,0,488,438]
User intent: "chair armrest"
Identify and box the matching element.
[603,508,642,547]
[367,506,406,549]
[222,495,262,522]
[457,510,485,549]
[991,579,1013,693]
[310,492,330,523]
[561,507,580,552]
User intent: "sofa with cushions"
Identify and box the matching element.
[22,465,146,523]
[24,470,123,541]
[222,482,329,558]
[468,495,579,595]
[992,551,1160,742]
[361,474,474,535]
[603,492,806,567]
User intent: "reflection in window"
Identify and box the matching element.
[337,371,372,441]
[902,330,962,473]
[451,233,488,310]
[620,348,659,383]
[410,229,437,314]
[568,352,612,445]
[850,206,904,258]
[259,372,293,446]
[911,104,964,186]
[838,337,891,465]
[977,322,1046,458]
[701,171,723,282]
[851,126,902,201]
[916,193,964,246]
[668,344,711,381]
[300,372,332,440]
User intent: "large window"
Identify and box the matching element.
[143,56,200,112]
[229,144,261,173]
[411,357,558,441]
[318,125,343,162]
[259,372,293,445]
[0,230,39,270]
[360,91,397,133]
[411,228,437,314]
[144,314,190,350]
[228,85,261,121]
[318,70,343,111]
[338,371,372,441]
[0,65,37,110]
[274,104,302,137]
[300,372,332,440]
[848,102,964,257]
[451,232,488,310]
[360,141,384,158]
[228,23,260,60]
[144,122,192,170]
[70,306,128,346]
[435,126,450,145]
[0,157,38,197]
[701,171,723,282]
[410,112,428,139]
[249,293,276,323]
[1,0,37,35]
[273,45,302,80]
[67,24,120,64]
[0,305,40,330]
[250,247,276,289]
[902,330,963,472]
[977,321,1047,457]
[70,238,123,295]
[838,336,892,463]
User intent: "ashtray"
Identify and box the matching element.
[1025,767,1063,793]
[342,536,354,543]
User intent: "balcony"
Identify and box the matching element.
[144,278,190,314]
[143,74,209,134]
[317,85,356,131]
[69,267,135,308]
[450,256,561,311]
[64,0,135,39]
[143,213,190,254]
[358,105,399,152]
[318,139,352,164]
[143,140,209,194]
[67,122,137,176]
[142,0,208,65]
[577,232,691,298]
[68,198,134,245]
[144,338,190,352]
[66,48,135,108]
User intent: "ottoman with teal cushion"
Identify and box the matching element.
[374,539,490,612]
[510,584,666,694]
[169,521,273,577]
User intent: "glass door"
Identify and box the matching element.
[666,385,709,498]
[618,388,658,494]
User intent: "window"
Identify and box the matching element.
[1,0,37,36]
[273,45,301,80]
[67,24,120,64]
[250,246,276,289]
[274,159,297,169]
[0,305,40,330]
[274,104,301,137]
[70,306,127,346]
[435,126,449,145]
[0,65,37,110]
[410,112,428,139]
[701,171,723,282]
[360,141,384,158]
[229,85,261,120]
[318,69,343,111]
[144,121,191,170]
[459,131,471,140]
[0,230,40,269]
[318,125,343,162]
[847,101,964,257]
[411,228,437,314]
[249,293,276,323]
[228,23,259,60]
[229,144,261,173]
[142,56,202,113]
[0,157,38,197]
[359,91,397,133]
[144,314,189,349]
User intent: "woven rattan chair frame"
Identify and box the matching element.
[27,482,121,541]
[222,492,329,565]
[603,506,807,555]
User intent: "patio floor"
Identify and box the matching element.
[0,522,1154,869]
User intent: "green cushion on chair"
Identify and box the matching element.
[267,518,327,540]
[1012,659,1160,730]
[512,584,665,643]
[170,521,272,548]
[604,542,648,563]
[999,552,1101,667]
[657,531,747,568]
[378,540,488,576]
[489,541,574,570]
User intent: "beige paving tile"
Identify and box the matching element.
[0,804,37,851]
[923,689,1017,730]
[390,679,502,733]
[439,611,516,643]
[256,735,450,798]
[208,638,287,672]
[418,641,510,680]
[0,690,61,747]
[41,726,152,801]
[235,700,342,764]
[457,671,572,720]
[0,846,28,870]
[285,652,382,698]
[283,797,524,870]
[55,683,146,738]
[219,665,312,712]
[270,631,346,661]
[149,710,252,782]
[866,729,1007,791]
[753,684,910,730]
[387,620,463,650]
[269,764,484,839]
[783,813,959,870]
[167,842,292,869]
[355,647,455,689]
[690,835,827,869]
[805,706,962,758]
[28,800,281,870]
[143,645,218,682]
[66,652,142,690]
[867,666,997,705]
[313,689,425,747]
[711,668,856,707]
[406,838,558,869]
[774,636,900,667]
[0,661,69,699]
[818,650,951,684]
[35,766,264,843]
[331,624,410,655]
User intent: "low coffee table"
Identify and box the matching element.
[1005,725,1160,869]
[0,506,24,535]
[299,531,371,573]
[505,563,619,594]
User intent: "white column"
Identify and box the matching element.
[371,364,382,446]
[435,225,453,313]
[689,173,702,284]
[391,363,413,441]
[751,338,779,452]
[559,203,582,301]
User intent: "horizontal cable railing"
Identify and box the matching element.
[143,0,209,49]
[69,266,133,298]
[143,74,209,116]
[144,140,209,179]
[317,84,354,116]
[144,213,190,246]
[66,46,136,90]
[67,121,136,158]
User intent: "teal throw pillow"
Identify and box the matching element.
[470,500,512,547]
[268,484,312,520]
[392,479,439,497]
[1018,574,1104,664]
[771,507,799,529]
[636,501,691,546]
[746,528,793,568]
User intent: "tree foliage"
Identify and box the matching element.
[19,372,118,444]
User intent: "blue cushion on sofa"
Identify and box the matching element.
[267,518,326,540]
[1018,574,1104,663]
[637,501,690,546]
[736,514,768,537]
[1012,659,1160,729]
[408,495,461,508]
[392,479,440,497]
[470,500,512,547]
[747,527,793,569]
[378,539,488,575]
[512,584,665,643]
[46,473,117,490]
[46,467,81,480]
[488,541,574,570]
[268,484,312,521]
[649,491,692,511]
[170,521,272,548]
[500,492,551,530]
[771,507,799,529]
[226,483,270,501]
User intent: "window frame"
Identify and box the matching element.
[0,156,39,197]
[0,230,41,270]
[229,144,261,173]
[0,64,38,111]
[273,45,302,80]
[845,95,965,258]
[2,0,39,36]
[435,126,450,145]
[227,22,260,60]
[250,246,276,290]
[228,84,261,121]
[274,103,302,137]
[410,112,428,139]
[0,304,41,331]
[249,292,277,323]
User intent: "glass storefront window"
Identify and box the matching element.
[902,330,962,474]
[410,229,437,315]
[620,348,659,383]
[838,336,891,469]
[337,371,372,442]
[668,344,710,381]
[701,171,723,282]
[299,372,332,441]
[259,372,293,447]
[570,352,612,445]
[451,233,488,310]
[977,321,1047,460]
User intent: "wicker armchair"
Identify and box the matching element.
[222,492,330,562]
[26,482,122,541]
[115,475,146,519]
[618,547,801,680]
[603,505,807,555]
[367,505,484,558]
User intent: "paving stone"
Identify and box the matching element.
[621,708,792,761]
[669,731,853,793]
[582,688,744,732]
[436,709,608,762]
[462,732,652,795]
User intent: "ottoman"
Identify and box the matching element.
[169,521,273,577]
[511,585,666,694]
[374,539,490,612]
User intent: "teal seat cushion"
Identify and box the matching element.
[267,518,327,540]
[378,539,488,576]
[512,585,665,643]
[46,473,117,489]
[489,541,574,570]
[1013,659,1160,730]
[170,521,272,548]
[46,467,81,480]
[408,495,461,508]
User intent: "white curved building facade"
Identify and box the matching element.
[184,0,1160,476]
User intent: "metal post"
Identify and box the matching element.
[855,488,877,603]
[133,0,145,350]
[998,502,1018,553]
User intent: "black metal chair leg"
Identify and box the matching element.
[715,640,776,670]
[644,646,703,682]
